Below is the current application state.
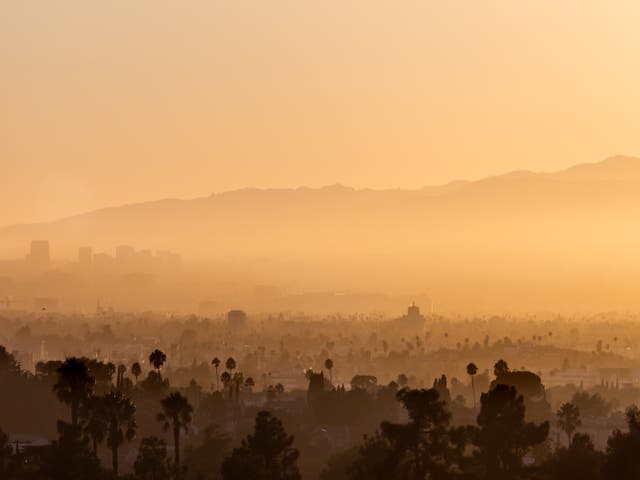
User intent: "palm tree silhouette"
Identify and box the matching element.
[233,372,244,402]
[466,362,478,411]
[131,362,142,384]
[54,357,95,428]
[157,392,193,478]
[103,390,137,476]
[82,394,107,455]
[245,377,255,392]
[324,358,334,383]
[116,364,127,390]
[149,349,167,375]
[221,371,232,400]
[557,402,581,444]
[275,383,285,400]
[212,357,221,391]
[225,357,236,373]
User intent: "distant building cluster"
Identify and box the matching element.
[0,241,183,312]
[14,240,182,275]
[81,244,182,274]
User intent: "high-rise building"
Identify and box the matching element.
[27,240,50,269]
[78,247,92,268]
[92,253,114,271]
[115,245,136,271]
[115,245,136,262]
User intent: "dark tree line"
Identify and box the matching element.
[3,347,640,479]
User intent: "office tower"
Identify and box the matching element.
[27,240,50,269]
[78,247,93,268]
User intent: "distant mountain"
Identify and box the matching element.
[2,156,640,271]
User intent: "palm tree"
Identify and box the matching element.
[221,371,232,400]
[466,362,478,411]
[131,362,142,384]
[324,358,334,383]
[233,372,244,402]
[54,357,95,428]
[275,383,285,400]
[225,357,236,373]
[212,357,221,391]
[245,377,255,392]
[157,392,193,478]
[149,350,167,375]
[103,390,137,476]
[116,364,127,390]
[557,402,581,444]
[82,394,107,455]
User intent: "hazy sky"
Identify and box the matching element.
[2,1,640,225]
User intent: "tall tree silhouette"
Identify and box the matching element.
[547,433,602,480]
[603,405,640,479]
[325,358,334,383]
[157,392,193,478]
[212,357,221,391]
[467,362,478,411]
[473,384,549,479]
[81,394,107,455]
[221,371,232,400]
[346,431,398,480]
[103,390,137,476]
[346,387,466,479]
[385,388,457,479]
[54,357,95,428]
[233,372,244,402]
[221,411,300,480]
[0,427,12,478]
[116,364,127,390]
[42,422,102,480]
[493,359,509,377]
[131,362,142,384]
[183,425,231,480]
[556,402,581,445]
[225,357,236,374]
[134,436,169,480]
[0,345,20,377]
[245,376,255,392]
[149,349,167,375]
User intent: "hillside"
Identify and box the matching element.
[2,156,639,264]
[3,156,640,311]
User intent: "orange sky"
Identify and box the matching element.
[1,1,640,225]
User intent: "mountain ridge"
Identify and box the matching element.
[3,155,639,230]
[2,155,640,264]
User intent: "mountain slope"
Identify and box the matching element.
[2,156,640,268]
